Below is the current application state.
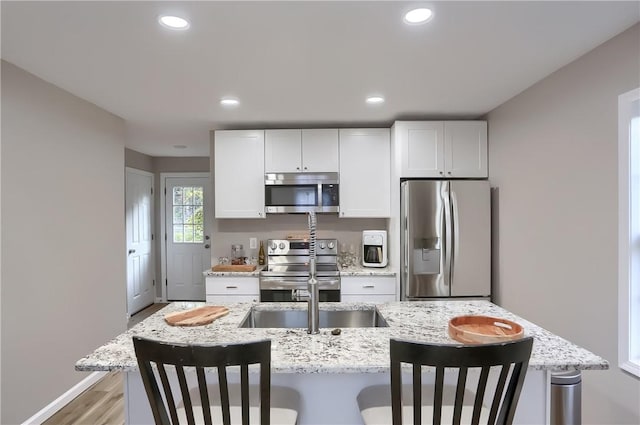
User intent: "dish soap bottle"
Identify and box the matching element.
[258,240,266,265]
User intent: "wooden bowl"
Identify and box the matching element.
[448,315,524,344]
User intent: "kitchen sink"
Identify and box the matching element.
[239,307,389,328]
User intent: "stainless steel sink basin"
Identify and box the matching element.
[239,308,389,328]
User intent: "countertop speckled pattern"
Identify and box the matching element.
[76,301,608,374]
[204,266,264,277]
[203,265,395,277]
[338,265,396,276]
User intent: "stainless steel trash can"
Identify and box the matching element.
[551,371,582,425]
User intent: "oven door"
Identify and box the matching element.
[259,276,340,302]
[260,289,340,302]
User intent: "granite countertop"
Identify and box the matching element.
[339,265,396,276]
[204,265,395,277]
[76,301,608,374]
[204,265,264,277]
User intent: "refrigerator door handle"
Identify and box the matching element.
[450,188,459,285]
[401,183,409,297]
[443,182,452,293]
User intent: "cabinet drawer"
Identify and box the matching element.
[341,294,396,303]
[206,294,259,303]
[341,276,396,295]
[206,277,259,295]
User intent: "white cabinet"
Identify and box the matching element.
[341,275,396,302]
[444,121,488,178]
[394,121,487,178]
[205,276,259,303]
[214,130,265,218]
[396,121,444,178]
[265,129,339,173]
[338,128,391,218]
[264,129,301,173]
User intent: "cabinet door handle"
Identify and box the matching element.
[362,285,375,288]
[226,285,238,289]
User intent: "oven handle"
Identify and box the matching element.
[292,289,310,301]
[259,278,341,290]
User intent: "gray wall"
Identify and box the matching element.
[487,24,640,423]
[125,147,153,172]
[1,61,127,423]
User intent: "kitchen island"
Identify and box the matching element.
[76,301,607,424]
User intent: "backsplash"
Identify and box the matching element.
[211,214,388,264]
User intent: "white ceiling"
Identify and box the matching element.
[2,1,638,157]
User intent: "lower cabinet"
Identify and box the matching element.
[205,276,259,303]
[340,275,396,302]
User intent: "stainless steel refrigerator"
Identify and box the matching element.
[401,180,491,300]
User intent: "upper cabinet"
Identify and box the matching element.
[214,130,265,219]
[339,128,391,218]
[444,121,488,178]
[265,129,339,173]
[394,121,487,178]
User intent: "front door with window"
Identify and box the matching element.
[165,176,211,300]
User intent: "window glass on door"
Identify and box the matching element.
[172,186,204,243]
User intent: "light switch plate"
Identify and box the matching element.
[249,237,257,249]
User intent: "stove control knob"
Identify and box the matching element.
[279,242,286,250]
[327,241,335,249]
[319,242,326,249]
[270,242,277,251]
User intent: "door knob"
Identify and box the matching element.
[204,244,210,249]
[128,249,136,254]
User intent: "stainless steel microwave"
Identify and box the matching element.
[264,172,339,214]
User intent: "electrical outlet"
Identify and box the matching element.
[249,237,257,250]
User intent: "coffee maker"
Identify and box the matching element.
[362,230,388,268]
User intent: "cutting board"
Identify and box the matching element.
[211,264,257,272]
[164,306,230,326]
[448,315,524,344]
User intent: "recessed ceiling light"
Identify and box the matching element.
[158,15,190,30]
[403,8,433,24]
[366,96,385,105]
[220,98,240,107]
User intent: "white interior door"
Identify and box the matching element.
[165,176,212,300]
[126,168,155,315]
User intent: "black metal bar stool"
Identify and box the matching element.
[133,337,299,425]
[357,337,534,425]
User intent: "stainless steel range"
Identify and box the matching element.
[259,238,341,302]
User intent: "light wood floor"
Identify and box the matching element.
[43,303,168,425]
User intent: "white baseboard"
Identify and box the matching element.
[155,296,164,303]
[22,371,107,425]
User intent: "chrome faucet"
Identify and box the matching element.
[307,212,319,334]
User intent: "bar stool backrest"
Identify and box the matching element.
[133,336,271,425]
[390,337,534,425]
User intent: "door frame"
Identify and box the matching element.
[160,172,211,301]
[125,167,155,316]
